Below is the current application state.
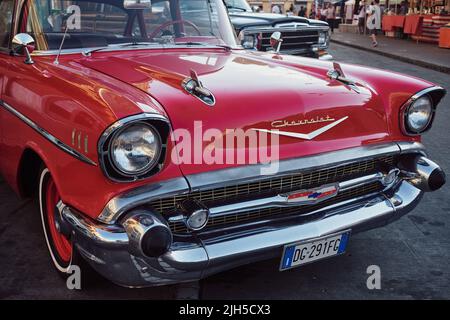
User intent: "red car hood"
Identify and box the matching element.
[78,49,418,176]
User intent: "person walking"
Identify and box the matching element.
[326,4,336,33]
[287,4,295,16]
[358,2,366,34]
[272,5,281,14]
[321,5,327,21]
[366,0,381,47]
[298,5,306,17]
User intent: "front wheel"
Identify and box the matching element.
[39,168,74,273]
[38,168,98,288]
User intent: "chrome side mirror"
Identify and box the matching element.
[270,31,283,54]
[124,0,151,10]
[12,33,35,65]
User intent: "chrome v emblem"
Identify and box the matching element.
[251,116,348,140]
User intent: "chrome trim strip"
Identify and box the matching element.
[208,172,384,217]
[61,204,129,246]
[243,26,329,34]
[99,142,425,225]
[98,177,190,224]
[186,143,402,191]
[0,100,97,166]
[31,44,242,57]
[251,116,349,141]
[98,113,170,149]
[411,86,446,101]
[397,141,427,155]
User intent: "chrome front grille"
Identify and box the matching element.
[169,181,383,234]
[259,30,319,52]
[149,155,395,215]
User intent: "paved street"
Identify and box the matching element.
[331,31,450,74]
[1,43,449,299]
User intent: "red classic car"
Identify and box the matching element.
[0,0,446,287]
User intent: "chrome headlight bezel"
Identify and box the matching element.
[400,87,446,136]
[98,114,170,182]
[404,95,433,134]
[108,123,162,177]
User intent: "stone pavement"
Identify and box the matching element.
[331,31,450,74]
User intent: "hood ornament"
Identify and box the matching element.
[251,116,348,140]
[182,69,216,106]
[327,62,361,94]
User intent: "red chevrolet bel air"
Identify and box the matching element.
[0,0,446,288]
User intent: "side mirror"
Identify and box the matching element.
[270,31,283,54]
[12,33,35,65]
[124,0,151,10]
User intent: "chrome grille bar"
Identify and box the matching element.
[150,155,395,213]
[208,172,385,217]
[169,181,384,234]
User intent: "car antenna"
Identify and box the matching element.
[54,24,69,65]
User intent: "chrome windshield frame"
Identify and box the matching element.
[31,43,243,57]
[14,0,240,55]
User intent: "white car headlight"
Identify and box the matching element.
[318,32,327,45]
[405,95,433,134]
[110,123,161,175]
[239,32,257,49]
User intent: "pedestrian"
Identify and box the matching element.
[366,0,381,47]
[272,5,281,14]
[345,1,354,24]
[326,4,336,33]
[399,1,408,15]
[298,5,306,17]
[358,2,366,34]
[287,4,295,16]
[320,5,327,21]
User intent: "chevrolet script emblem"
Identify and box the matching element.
[282,184,339,205]
[251,116,348,140]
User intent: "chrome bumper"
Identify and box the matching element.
[63,179,422,287]
[60,142,445,287]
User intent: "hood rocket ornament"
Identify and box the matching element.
[182,69,216,106]
[327,62,361,94]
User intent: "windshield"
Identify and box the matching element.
[22,0,238,51]
[223,0,251,12]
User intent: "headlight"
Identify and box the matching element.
[318,32,327,45]
[405,95,433,134]
[239,32,257,49]
[110,123,161,176]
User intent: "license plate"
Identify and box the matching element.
[280,230,351,271]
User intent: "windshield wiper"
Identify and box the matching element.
[226,5,249,12]
[82,42,158,56]
[174,42,232,51]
